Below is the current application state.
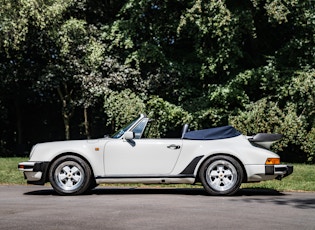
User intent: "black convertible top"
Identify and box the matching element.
[183,125,241,140]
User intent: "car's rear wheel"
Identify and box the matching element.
[49,155,92,195]
[199,155,243,196]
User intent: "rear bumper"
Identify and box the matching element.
[245,164,293,182]
[266,165,294,180]
[18,161,49,185]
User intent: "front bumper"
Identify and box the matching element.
[18,161,49,185]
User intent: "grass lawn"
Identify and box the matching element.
[1,157,315,192]
[0,157,28,185]
[241,164,315,192]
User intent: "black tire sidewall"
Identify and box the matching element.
[199,155,243,196]
[49,155,92,195]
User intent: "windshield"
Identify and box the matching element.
[111,117,139,138]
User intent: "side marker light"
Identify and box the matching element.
[265,158,280,165]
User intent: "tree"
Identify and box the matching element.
[0,0,314,162]
[0,0,69,148]
[104,89,146,132]
[104,90,193,138]
[229,99,308,161]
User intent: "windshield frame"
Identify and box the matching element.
[111,115,144,138]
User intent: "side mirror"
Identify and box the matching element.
[123,131,134,140]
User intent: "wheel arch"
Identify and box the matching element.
[45,152,96,183]
[196,153,248,183]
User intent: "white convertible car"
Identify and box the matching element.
[18,114,293,196]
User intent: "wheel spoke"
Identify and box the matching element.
[210,170,219,177]
[63,166,71,173]
[72,174,81,182]
[71,166,79,174]
[224,169,233,177]
[222,177,232,185]
[65,178,74,187]
[210,177,221,186]
[58,173,67,181]
[217,166,224,173]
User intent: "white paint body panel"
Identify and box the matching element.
[104,139,182,175]
[21,135,280,181]
[19,114,292,187]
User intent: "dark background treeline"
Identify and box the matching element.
[0,0,314,163]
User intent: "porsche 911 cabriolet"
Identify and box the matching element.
[18,114,293,195]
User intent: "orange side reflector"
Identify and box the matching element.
[265,158,280,165]
[95,147,100,151]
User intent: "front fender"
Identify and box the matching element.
[29,139,108,177]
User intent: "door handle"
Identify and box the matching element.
[167,144,181,150]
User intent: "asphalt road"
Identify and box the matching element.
[0,185,314,230]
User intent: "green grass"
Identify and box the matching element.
[1,158,315,192]
[0,157,28,185]
[241,164,315,192]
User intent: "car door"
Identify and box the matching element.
[104,138,182,175]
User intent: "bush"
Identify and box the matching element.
[193,107,228,129]
[302,127,315,163]
[104,91,193,138]
[146,96,194,138]
[104,89,146,132]
[229,98,309,162]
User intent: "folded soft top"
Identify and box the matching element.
[183,125,241,140]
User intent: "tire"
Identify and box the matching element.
[89,180,99,190]
[199,155,243,196]
[49,155,92,195]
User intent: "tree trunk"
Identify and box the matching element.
[14,98,25,155]
[63,113,71,140]
[84,107,90,139]
[14,98,23,145]
[57,85,73,140]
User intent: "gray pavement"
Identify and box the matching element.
[0,185,314,230]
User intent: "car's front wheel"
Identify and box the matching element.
[199,155,243,196]
[49,155,92,195]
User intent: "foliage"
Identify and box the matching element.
[104,89,146,132]
[278,70,315,124]
[146,96,194,138]
[302,128,315,163]
[229,98,308,161]
[177,0,244,78]
[104,91,193,138]
[0,0,314,163]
